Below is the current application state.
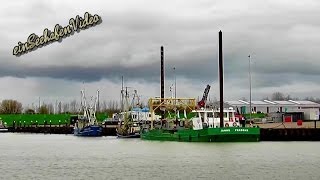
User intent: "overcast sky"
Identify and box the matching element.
[1,0,320,107]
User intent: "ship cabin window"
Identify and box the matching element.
[214,113,219,118]
[214,113,227,118]
[228,112,233,118]
[132,115,137,119]
[149,114,151,117]
[207,112,213,118]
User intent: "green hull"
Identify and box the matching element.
[141,127,260,142]
[0,113,108,126]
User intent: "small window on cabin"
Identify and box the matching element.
[229,112,233,118]
[149,114,151,117]
[207,112,213,117]
[214,113,220,118]
[224,112,227,117]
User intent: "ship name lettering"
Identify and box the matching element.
[235,129,248,132]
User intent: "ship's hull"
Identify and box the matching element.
[141,127,260,142]
[0,128,8,133]
[74,125,102,137]
[117,132,140,138]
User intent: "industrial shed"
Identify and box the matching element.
[225,100,320,114]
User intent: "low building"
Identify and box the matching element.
[225,100,320,114]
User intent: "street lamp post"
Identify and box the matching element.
[248,55,252,124]
[173,67,177,121]
[174,67,176,99]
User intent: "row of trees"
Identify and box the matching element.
[1,92,320,114]
[0,99,125,114]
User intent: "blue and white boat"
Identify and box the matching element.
[74,89,102,137]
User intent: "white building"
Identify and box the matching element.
[225,100,320,114]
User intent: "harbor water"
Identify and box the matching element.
[0,133,320,180]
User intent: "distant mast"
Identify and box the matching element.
[160,46,165,119]
[121,76,124,112]
[219,30,224,128]
[97,90,100,113]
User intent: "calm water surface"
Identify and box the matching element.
[0,133,320,180]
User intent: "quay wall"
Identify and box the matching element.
[4,124,320,141]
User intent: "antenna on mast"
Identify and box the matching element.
[97,90,100,113]
[121,76,124,112]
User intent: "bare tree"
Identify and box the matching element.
[108,100,115,111]
[302,97,320,103]
[47,103,54,114]
[291,97,300,101]
[25,108,35,114]
[240,97,248,101]
[63,102,70,113]
[271,92,285,100]
[102,100,107,112]
[39,105,49,114]
[114,101,119,110]
[284,95,291,101]
[315,98,320,103]
[58,102,62,114]
[0,99,23,114]
[69,100,77,113]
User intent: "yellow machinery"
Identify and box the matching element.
[148,98,196,129]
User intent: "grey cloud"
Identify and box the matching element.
[0,56,220,84]
[1,0,320,103]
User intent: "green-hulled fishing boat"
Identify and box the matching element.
[140,100,260,142]
[141,127,260,142]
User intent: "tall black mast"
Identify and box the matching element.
[219,30,224,128]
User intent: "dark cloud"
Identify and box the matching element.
[0,56,219,84]
[1,0,320,104]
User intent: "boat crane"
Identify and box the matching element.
[131,90,141,108]
[197,85,211,108]
[80,89,99,126]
